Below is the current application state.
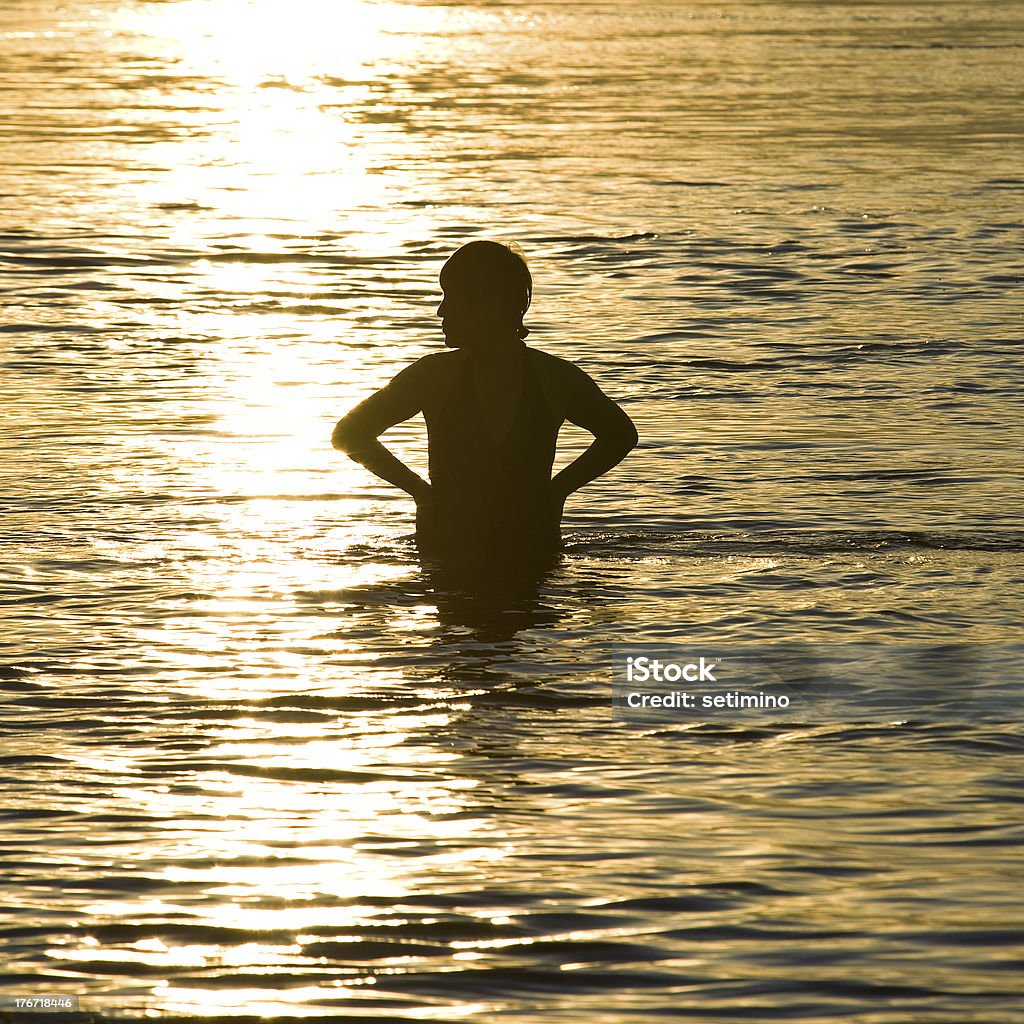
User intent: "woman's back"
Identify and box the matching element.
[419,346,563,573]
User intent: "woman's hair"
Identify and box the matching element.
[444,239,533,340]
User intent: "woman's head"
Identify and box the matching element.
[437,240,532,349]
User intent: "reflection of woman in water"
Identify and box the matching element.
[332,240,637,578]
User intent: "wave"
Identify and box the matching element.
[564,528,1024,556]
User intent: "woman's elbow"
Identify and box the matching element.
[623,420,639,452]
[332,417,370,453]
[613,419,638,455]
[330,420,349,451]
[598,421,637,458]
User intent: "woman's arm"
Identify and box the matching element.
[550,361,638,504]
[331,357,437,503]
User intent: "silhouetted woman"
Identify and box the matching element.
[332,240,637,579]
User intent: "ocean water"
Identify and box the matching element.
[2,0,1023,1020]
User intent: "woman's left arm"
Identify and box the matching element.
[549,361,638,505]
[331,356,437,503]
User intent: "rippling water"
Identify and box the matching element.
[2,0,1023,1020]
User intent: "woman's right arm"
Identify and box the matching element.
[331,356,439,502]
[549,360,638,506]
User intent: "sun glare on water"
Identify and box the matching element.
[116,0,425,85]
[98,0,446,605]
[62,0,505,943]
[109,0,442,228]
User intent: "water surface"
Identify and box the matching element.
[2,0,1023,1020]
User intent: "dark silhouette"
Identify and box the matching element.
[331,240,637,580]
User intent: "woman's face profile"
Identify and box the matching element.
[436,241,531,348]
[437,261,502,349]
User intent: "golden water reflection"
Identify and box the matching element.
[58,702,505,1015]
[114,0,433,85]
[6,0,1023,1017]
[106,0,450,249]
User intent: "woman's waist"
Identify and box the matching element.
[430,474,553,506]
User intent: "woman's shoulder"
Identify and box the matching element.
[410,350,465,418]
[406,349,463,383]
[525,347,586,416]
[413,349,462,369]
[526,347,594,391]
